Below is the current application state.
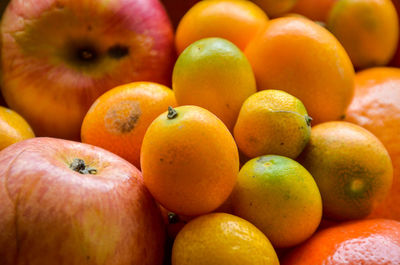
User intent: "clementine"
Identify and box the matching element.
[291,0,338,22]
[81,81,176,168]
[245,17,355,124]
[172,213,279,265]
[173,38,256,131]
[327,0,399,69]
[175,0,269,53]
[140,105,239,216]
[234,89,311,159]
[0,106,35,150]
[251,0,298,17]
[345,67,400,221]
[231,155,322,248]
[282,219,400,265]
[298,121,393,220]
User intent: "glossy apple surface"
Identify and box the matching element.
[0,0,174,140]
[0,137,165,265]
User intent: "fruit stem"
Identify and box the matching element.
[305,115,313,126]
[167,106,178,119]
[70,158,97,175]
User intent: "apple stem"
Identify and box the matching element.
[70,158,97,175]
[167,106,178,119]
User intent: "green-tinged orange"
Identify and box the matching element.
[234,89,311,159]
[231,155,322,248]
[173,38,256,131]
[298,121,393,220]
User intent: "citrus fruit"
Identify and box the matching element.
[231,155,322,248]
[251,0,298,17]
[234,89,311,159]
[141,105,239,216]
[282,219,400,265]
[172,213,279,265]
[345,67,400,221]
[81,81,176,168]
[173,38,257,131]
[327,0,399,69]
[245,17,355,124]
[0,106,35,150]
[290,0,338,22]
[298,121,393,220]
[175,0,269,53]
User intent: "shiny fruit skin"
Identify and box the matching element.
[173,38,257,131]
[298,121,393,220]
[245,17,355,125]
[282,219,400,265]
[81,81,176,169]
[0,137,165,265]
[172,213,280,265]
[345,67,400,221]
[141,105,239,216]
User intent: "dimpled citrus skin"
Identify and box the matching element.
[172,213,280,265]
[175,0,269,53]
[282,219,400,265]
[81,82,176,168]
[298,121,393,221]
[173,38,257,131]
[245,17,355,125]
[234,89,311,159]
[0,106,35,150]
[140,105,239,216]
[231,155,322,248]
[327,0,399,69]
[345,67,400,221]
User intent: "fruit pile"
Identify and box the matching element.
[0,0,400,264]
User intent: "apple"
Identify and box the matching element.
[0,137,165,265]
[0,0,175,140]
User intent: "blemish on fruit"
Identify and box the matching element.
[108,44,130,59]
[104,100,141,134]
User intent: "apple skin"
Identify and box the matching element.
[0,137,165,265]
[0,0,174,140]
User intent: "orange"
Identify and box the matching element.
[298,121,393,221]
[245,17,355,125]
[140,105,239,216]
[81,82,176,168]
[231,155,322,248]
[282,219,400,265]
[173,38,257,131]
[251,0,298,17]
[327,0,399,69]
[345,67,400,221]
[175,0,269,54]
[234,89,311,159]
[172,213,279,265]
[0,106,35,150]
[290,0,338,22]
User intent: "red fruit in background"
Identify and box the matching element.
[160,0,200,29]
[282,219,400,265]
[0,137,165,265]
[0,0,174,140]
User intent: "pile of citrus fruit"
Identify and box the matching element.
[1,0,400,264]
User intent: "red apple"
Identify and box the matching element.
[0,137,165,265]
[0,0,174,140]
